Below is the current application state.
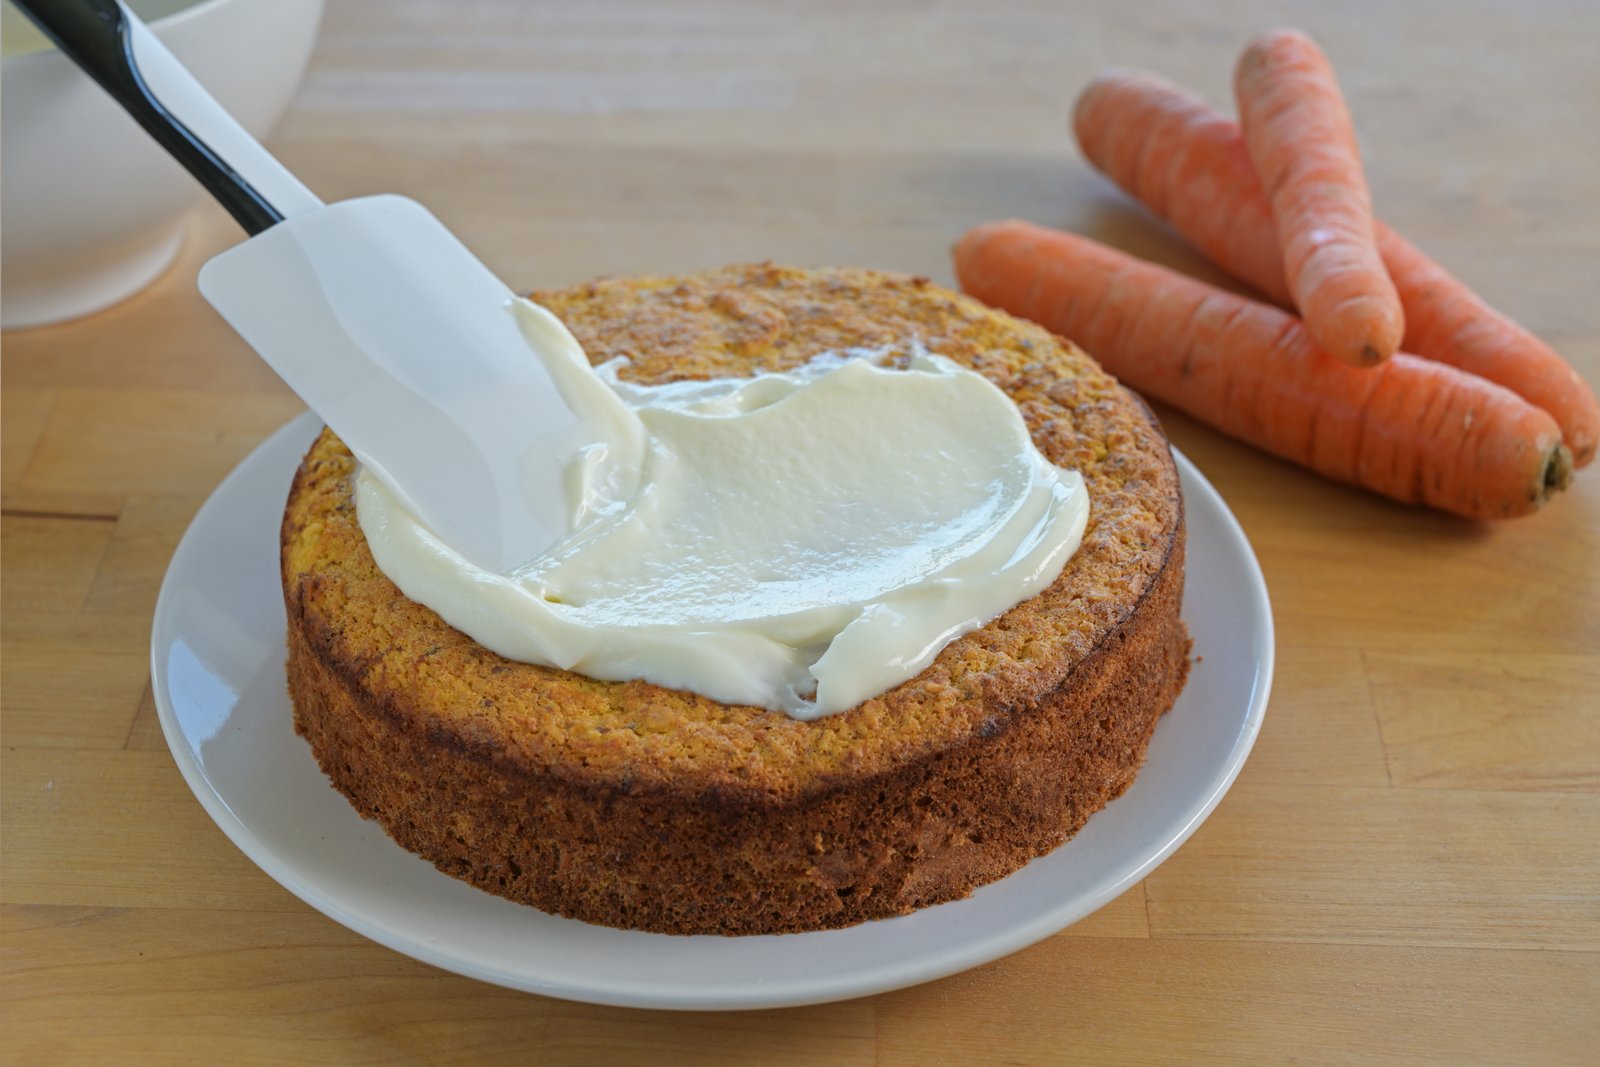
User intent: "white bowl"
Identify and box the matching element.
[1,0,324,330]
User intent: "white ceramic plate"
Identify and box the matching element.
[152,412,1273,1011]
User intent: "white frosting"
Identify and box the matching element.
[355,298,1088,719]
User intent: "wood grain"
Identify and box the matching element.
[1367,651,1600,792]
[2,0,1597,1062]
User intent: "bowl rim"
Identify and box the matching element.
[3,0,274,71]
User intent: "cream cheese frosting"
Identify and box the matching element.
[354,298,1088,718]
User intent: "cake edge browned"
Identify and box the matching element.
[286,507,1188,934]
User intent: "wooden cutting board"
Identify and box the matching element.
[3,1,1596,1062]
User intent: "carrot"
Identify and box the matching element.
[953,219,1572,519]
[1375,224,1599,468]
[1233,28,1404,367]
[1072,68,1600,469]
[1073,69,1293,304]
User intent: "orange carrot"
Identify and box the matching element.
[1233,28,1403,367]
[953,220,1571,518]
[1374,225,1599,468]
[1072,67,1600,468]
[1074,69,1293,304]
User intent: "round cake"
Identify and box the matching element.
[280,264,1191,935]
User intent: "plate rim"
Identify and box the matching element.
[151,410,1274,1011]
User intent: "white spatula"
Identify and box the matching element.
[15,0,595,572]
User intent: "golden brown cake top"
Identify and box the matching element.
[281,264,1182,800]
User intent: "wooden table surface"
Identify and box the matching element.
[4,1,1597,1062]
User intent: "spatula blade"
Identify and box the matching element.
[199,194,583,572]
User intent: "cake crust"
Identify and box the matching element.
[281,264,1191,934]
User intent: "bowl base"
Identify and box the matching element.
[2,224,185,331]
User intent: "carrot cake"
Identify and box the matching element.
[279,263,1190,935]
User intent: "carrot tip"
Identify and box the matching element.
[1543,444,1574,499]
